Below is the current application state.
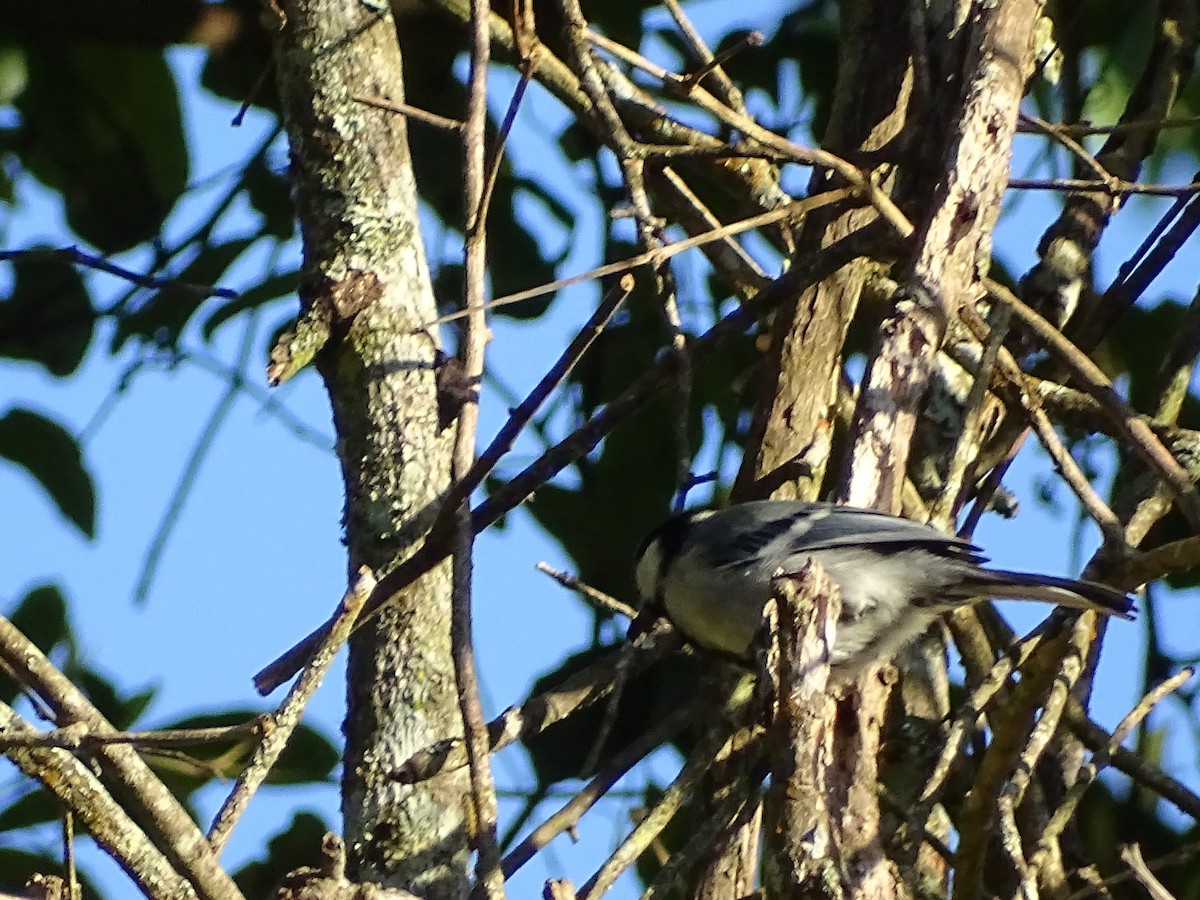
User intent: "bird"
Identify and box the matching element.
[633,500,1134,676]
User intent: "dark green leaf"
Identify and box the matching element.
[234,812,328,898]
[0,408,95,538]
[201,269,298,341]
[146,710,337,800]
[200,22,279,115]
[16,45,188,252]
[0,847,100,896]
[0,789,61,833]
[63,668,155,732]
[0,251,96,376]
[528,403,678,599]
[1097,299,1184,412]
[8,584,70,660]
[522,646,698,786]
[244,156,296,239]
[112,237,255,351]
[0,44,27,107]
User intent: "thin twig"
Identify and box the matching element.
[918,620,1054,807]
[428,189,851,324]
[0,720,263,751]
[954,628,1077,899]
[1007,177,1200,196]
[1110,536,1200,591]
[0,617,243,900]
[353,93,465,131]
[654,166,768,292]
[662,0,754,110]
[392,622,681,785]
[535,563,637,619]
[135,316,259,602]
[929,308,1010,529]
[207,570,374,854]
[501,701,697,878]
[985,277,1200,532]
[0,702,198,899]
[1064,697,1200,821]
[1019,657,1192,888]
[1120,844,1177,900]
[575,681,757,900]
[1093,183,1200,347]
[456,0,504,893]
[455,274,634,505]
[560,0,694,498]
[0,246,239,300]
[63,809,77,900]
[1019,111,1114,184]
[582,28,913,239]
[1016,114,1200,137]
[1065,841,1200,900]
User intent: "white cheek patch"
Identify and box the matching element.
[634,542,664,603]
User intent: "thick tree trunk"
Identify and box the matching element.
[268,3,468,897]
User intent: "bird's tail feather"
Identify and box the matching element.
[962,570,1136,620]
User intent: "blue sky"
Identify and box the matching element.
[3,8,1200,896]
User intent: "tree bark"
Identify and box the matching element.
[268,3,468,897]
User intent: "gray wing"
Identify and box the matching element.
[701,501,984,569]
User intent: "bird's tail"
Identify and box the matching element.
[960,570,1136,620]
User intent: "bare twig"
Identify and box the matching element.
[954,628,1076,900]
[575,679,757,900]
[500,700,697,878]
[353,93,464,131]
[0,720,264,751]
[393,622,682,784]
[1019,111,1115,185]
[0,246,239,300]
[63,809,77,900]
[535,563,638,619]
[1049,665,1197,859]
[1064,841,1200,900]
[986,277,1200,533]
[1007,177,1200,196]
[929,308,1010,529]
[559,0,694,497]
[429,189,849,325]
[1094,184,1200,345]
[1064,697,1200,821]
[662,0,755,109]
[1120,844,1177,900]
[0,616,243,900]
[455,1,504,893]
[0,702,199,900]
[1016,114,1200,137]
[456,274,634,505]
[653,166,769,294]
[918,619,1054,808]
[1110,536,1200,591]
[207,570,374,853]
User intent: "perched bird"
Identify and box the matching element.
[633,500,1134,675]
